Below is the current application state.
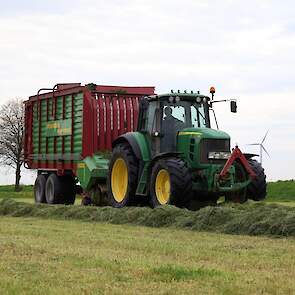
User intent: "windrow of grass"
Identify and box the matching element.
[1,198,295,238]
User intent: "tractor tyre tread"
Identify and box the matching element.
[150,157,192,208]
[247,159,267,201]
[107,143,139,208]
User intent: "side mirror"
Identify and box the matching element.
[230,101,237,113]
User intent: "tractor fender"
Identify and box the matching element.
[243,153,259,160]
[112,133,151,190]
[112,133,142,160]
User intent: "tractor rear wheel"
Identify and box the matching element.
[107,143,139,208]
[150,158,192,207]
[34,174,47,203]
[247,159,267,201]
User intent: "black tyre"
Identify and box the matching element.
[34,174,47,204]
[150,158,192,208]
[247,159,267,201]
[225,162,248,203]
[81,196,92,206]
[45,174,64,204]
[62,176,76,205]
[107,143,139,208]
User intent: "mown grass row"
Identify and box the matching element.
[1,198,295,237]
[2,216,294,294]
[1,179,294,201]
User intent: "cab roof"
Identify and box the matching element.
[147,92,211,102]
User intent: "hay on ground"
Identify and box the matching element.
[0,199,295,237]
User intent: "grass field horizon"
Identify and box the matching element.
[0,179,294,205]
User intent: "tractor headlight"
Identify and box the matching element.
[208,151,231,160]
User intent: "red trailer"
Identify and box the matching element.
[24,83,155,174]
[24,83,155,204]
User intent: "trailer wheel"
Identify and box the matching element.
[63,176,76,205]
[45,174,64,204]
[150,158,192,208]
[34,174,47,203]
[247,159,267,201]
[107,143,139,208]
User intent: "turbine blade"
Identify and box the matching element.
[261,145,270,158]
[247,143,260,146]
[261,130,269,144]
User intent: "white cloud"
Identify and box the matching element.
[0,0,294,183]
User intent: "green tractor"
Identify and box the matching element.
[107,88,266,208]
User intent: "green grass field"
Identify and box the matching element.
[0,216,295,295]
[0,180,294,204]
[0,181,294,294]
[1,180,295,209]
[267,180,295,202]
[0,185,34,204]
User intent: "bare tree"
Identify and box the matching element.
[0,99,24,191]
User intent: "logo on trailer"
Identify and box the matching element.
[46,119,72,137]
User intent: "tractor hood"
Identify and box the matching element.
[178,127,230,140]
[176,127,231,167]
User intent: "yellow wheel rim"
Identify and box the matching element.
[155,169,170,205]
[111,158,128,202]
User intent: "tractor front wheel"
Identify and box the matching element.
[150,158,192,208]
[247,159,267,201]
[107,143,139,208]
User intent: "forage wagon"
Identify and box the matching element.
[24,83,266,207]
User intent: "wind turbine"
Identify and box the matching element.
[247,131,270,165]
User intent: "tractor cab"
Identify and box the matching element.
[137,92,212,155]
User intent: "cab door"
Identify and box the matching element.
[160,103,187,152]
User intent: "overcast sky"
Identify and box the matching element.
[0,0,294,184]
